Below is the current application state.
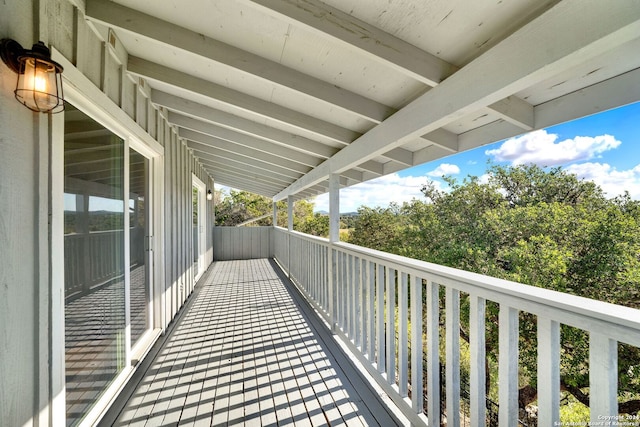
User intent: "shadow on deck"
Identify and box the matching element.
[103,259,402,426]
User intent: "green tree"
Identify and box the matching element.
[347,203,405,254]
[214,190,329,236]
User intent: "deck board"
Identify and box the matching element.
[113,259,400,426]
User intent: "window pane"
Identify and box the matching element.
[64,103,126,426]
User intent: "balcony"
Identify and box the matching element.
[105,258,401,426]
[101,226,640,426]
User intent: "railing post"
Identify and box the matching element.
[590,332,618,423]
[328,174,340,332]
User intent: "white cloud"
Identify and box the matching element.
[485,130,621,166]
[313,172,446,212]
[565,162,640,199]
[427,163,461,177]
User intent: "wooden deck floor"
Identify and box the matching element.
[111,259,401,426]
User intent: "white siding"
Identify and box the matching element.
[213,227,273,261]
[0,0,215,425]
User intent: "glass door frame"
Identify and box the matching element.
[51,65,165,427]
[128,141,157,359]
[192,175,207,283]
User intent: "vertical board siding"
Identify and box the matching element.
[213,227,273,261]
[4,1,216,425]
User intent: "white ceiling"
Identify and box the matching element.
[85,0,640,200]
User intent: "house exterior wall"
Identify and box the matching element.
[0,2,44,426]
[0,0,215,425]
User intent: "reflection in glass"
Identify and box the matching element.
[64,103,125,426]
[129,149,150,348]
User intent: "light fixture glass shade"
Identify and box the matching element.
[207,190,213,201]
[15,53,64,113]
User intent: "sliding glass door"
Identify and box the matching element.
[63,102,154,426]
[129,149,151,349]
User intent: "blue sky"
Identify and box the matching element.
[313,101,640,213]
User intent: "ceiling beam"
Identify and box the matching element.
[244,0,456,86]
[171,113,323,167]
[212,173,280,197]
[487,96,535,130]
[152,90,340,156]
[383,147,413,166]
[246,0,536,132]
[275,0,640,199]
[128,57,357,145]
[197,157,297,186]
[197,157,303,188]
[421,129,459,154]
[183,133,311,175]
[204,162,328,197]
[457,67,640,153]
[86,0,392,123]
[535,67,640,129]
[212,170,320,198]
[190,147,304,181]
[358,160,383,176]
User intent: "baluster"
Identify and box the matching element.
[446,287,460,426]
[470,295,486,426]
[354,256,361,346]
[399,272,409,397]
[411,275,424,413]
[339,252,347,333]
[360,259,367,353]
[367,260,375,361]
[426,280,440,424]
[349,254,355,340]
[377,264,385,374]
[328,247,335,331]
[590,332,618,423]
[498,305,519,427]
[386,267,396,384]
[537,316,560,426]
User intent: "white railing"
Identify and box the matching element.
[64,229,127,300]
[273,227,640,427]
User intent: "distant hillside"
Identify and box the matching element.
[315,210,358,216]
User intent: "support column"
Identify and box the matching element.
[272,201,277,227]
[329,174,340,243]
[328,174,340,332]
[287,195,294,231]
[287,195,293,278]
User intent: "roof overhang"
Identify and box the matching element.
[84,0,640,201]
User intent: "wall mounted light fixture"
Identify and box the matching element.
[207,190,213,201]
[0,39,64,113]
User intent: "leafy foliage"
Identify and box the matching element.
[214,190,329,237]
